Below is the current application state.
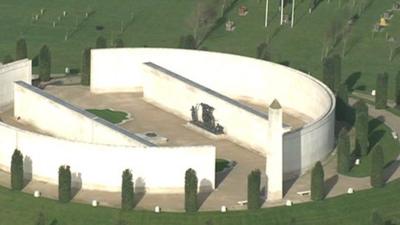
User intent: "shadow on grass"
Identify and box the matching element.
[324,174,338,197]
[368,116,385,134]
[384,160,400,182]
[368,130,386,151]
[345,72,361,92]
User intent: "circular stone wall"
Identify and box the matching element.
[91,48,336,178]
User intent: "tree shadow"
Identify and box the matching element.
[71,172,82,199]
[368,130,386,151]
[215,161,236,188]
[345,72,361,92]
[49,219,58,225]
[278,60,290,66]
[344,35,362,56]
[23,155,32,188]
[324,175,338,197]
[383,160,400,182]
[283,176,299,196]
[368,116,385,134]
[198,179,213,209]
[134,177,146,207]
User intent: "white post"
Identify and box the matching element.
[266,99,284,201]
[265,0,269,27]
[291,0,295,28]
[280,0,284,25]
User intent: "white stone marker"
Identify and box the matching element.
[347,188,354,194]
[92,200,98,207]
[154,206,161,213]
[371,90,376,96]
[355,159,360,165]
[65,67,70,74]
[33,190,41,198]
[285,200,293,206]
[221,205,227,212]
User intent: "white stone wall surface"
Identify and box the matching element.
[0,121,216,192]
[0,59,31,111]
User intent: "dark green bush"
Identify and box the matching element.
[311,161,325,201]
[121,169,134,210]
[247,169,261,210]
[185,168,198,212]
[11,149,24,191]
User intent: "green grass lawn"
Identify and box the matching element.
[86,109,128,124]
[2,179,400,225]
[1,0,400,98]
[347,116,400,177]
[215,159,231,173]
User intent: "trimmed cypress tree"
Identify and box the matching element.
[375,73,389,109]
[395,71,400,107]
[337,128,351,174]
[58,165,72,203]
[332,54,342,92]
[2,54,14,64]
[336,83,349,122]
[322,57,335,92]
[247,169,261,210]
[311,161,325,201]
[16,38,28,60]
[113,38,124,48]
[184,168,198,212]
[121,169,134,210]
[35,212,46,225]
[370,145,384,188]
[81,48,91,86]
[11,149,24,191]
[39,45,51,82]
[371,210,384,225]
[96,36,107,48]
[354,100,369,156]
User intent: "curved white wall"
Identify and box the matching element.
[0,59,31,111]
[91,48,336,177]
[0,121,215,193]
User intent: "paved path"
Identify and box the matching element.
[1,87,400,211]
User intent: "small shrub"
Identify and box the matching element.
[375,73,389,109]
[11,149,24,191]
[121,169,134,210]
[58,165,72,203]
[39,45,51,82]
[337,128,351,174]
[370,145,384,188]
[247,169,261,210]
[311,161,325,201]
[16,38,28,60]
[185,168,198,212]
[81,48,91,86]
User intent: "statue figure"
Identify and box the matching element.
[200,103,215,130]
[191,105,199,122]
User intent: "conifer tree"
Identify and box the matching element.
[11,149,24,191]
[184,168,198,212]
[247,169,261,210]
[121,169,134,210]
[311,161,325,201]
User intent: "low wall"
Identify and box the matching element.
[0,121,215,192]
[14,81,153,147]
[91,48,336,177]
[142,62,274,155]
[0,60,31,111]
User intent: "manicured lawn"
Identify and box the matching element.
[2,179,400,225]
[347,116,400,177]
[215,159,231,173]
[1,0,400,98]
[86,108,128,124]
